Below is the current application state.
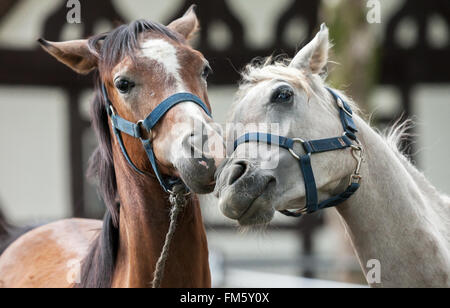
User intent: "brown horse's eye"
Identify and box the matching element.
[201,64,212,80]
[115,79,135,94]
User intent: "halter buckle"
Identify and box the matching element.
[288,138,308,160]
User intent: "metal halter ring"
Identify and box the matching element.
[297,206,309,215]
[108,105,117,128]
[109,105,116,117]
[288,138,308,160]
[167,189,192,197]
[137,120,153,142]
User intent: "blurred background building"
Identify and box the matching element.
[0,0,449,287]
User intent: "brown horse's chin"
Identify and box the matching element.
[175,157,217,194]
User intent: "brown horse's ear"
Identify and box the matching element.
[167,5,200,41]
[38,38,98,75]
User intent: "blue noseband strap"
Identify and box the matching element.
[234,133,353,154]
[142,93,211,131]
[233,88,361,217]
[102,83,211,193]
[234,133,293,150]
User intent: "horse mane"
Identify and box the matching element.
[76,19,183,288]
[232,55,360,120]
[383,118,450,206]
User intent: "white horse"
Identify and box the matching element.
[215,24,450,287]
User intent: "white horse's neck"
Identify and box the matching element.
[336,116,450,287]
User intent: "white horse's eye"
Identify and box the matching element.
[271,85,294,104]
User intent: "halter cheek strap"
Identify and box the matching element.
[327,87,358,141]
[233,88,364,217]
[102,83,212,193]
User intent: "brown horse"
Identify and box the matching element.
[0,7,223,288]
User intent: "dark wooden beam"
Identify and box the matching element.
[380,49,450,85]
[67,88,88,218]
[0,49,93,88]
[0,0,20,21]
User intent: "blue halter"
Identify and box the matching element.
[102,83,212,193]
[233,88,363,217]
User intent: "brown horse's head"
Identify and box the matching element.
[39,7,224,196]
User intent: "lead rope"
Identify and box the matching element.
[151,184,189,288]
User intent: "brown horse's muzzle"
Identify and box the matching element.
[175,127,224,194]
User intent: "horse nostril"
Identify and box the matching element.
[228,161,248,186]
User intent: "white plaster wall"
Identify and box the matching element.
[0,86,70,223]
[413,85,450,195]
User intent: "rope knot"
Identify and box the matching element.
[169,184,190,207]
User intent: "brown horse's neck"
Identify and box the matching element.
[110,150,211,288]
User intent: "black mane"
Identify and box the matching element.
[76,19,182,288]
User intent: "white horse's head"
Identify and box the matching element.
[216,24,361,225]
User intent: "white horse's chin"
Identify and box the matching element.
[237,200,275,226]
[238,211,274,227]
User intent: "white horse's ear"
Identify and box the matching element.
[38,38,98,75]
[168,5,200,41]
[290,23,329,75]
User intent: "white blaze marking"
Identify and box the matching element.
[141,39,184,91]
[140,39,213,163]
[141,39,205,133]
